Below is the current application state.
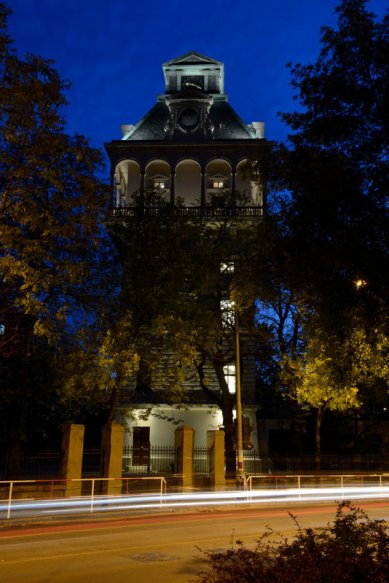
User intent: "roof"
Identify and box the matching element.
[162,51,223,68]
[123,98,256,141]
[119,51,259,142]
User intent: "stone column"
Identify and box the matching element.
[170,171,175,205]
[60,424,85,498]
[200,168,207,210]
[207,430,225,489]
[175,426,194,489]
[101,422,124,495]
[231,170,236,196]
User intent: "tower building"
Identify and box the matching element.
[105,52,270,476]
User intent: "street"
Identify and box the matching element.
[1,501,388,583]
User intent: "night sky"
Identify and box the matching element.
[7,0,387,167]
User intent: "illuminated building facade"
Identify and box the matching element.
[105,52,270,467]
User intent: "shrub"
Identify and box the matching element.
[195,502,389,583]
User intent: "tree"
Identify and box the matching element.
[277,0,388,338]
[107,206,258,477]
[241,0,389,459]
[290,340,360,469]
[282,324,388,467]
[0,3,111,471]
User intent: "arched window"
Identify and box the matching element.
[114,160,141,206]
[145,160,171,205]
[175,159,201,206]
[205,159,232,207]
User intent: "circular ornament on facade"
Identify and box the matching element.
[178,108,199,131]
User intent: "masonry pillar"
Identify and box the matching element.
[207,430,226,489]
[60,423,85,497]
[101,422,124,495]
[200,168,206,209]
[175,426,194,489]
[170,171,175,205]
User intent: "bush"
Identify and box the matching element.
[195,502,389,583]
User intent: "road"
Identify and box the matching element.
[1,501,388,583]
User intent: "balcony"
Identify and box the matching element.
[111,205,264,220]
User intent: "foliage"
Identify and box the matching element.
[276,0,388,337]
[0,2,109,354]
[195,501,389,583]
[0,3,116,458]
[278,324,389,461]
[241,0,389,453]
[108,208,257,474]
[53,313,140,421]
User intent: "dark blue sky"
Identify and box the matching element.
[7,0,387,164]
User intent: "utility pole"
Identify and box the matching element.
[235,311,244,479]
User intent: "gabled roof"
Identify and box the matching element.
[163,51,223,67]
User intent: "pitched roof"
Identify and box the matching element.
[162,51,223,67]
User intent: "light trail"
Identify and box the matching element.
[1,486,389,519]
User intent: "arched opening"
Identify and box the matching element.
[175,159,201,206]
[114,160,141,206]
[236,159,261,205]
[145,160,171,205]
[205,159,232,207]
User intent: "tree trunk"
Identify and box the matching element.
[222,402,236,479]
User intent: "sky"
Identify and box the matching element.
[7,0,387,168]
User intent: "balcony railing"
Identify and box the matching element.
[111,205,264,220]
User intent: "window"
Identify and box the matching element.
[220,298,235,327]
[220,261,235,273]
[209,174,228,191]
[151,175,168,191]
[223,364,236,394]
[181,75,204,90]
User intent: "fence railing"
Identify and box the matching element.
[242,453,389,474]
[122,445,176,475]
[122,446,211,476]
[245,473,389,491]
[0,477,167,520]
[2,449,388,481]
[3,475,389,521]
[0,450,61,480]
[112,205,264,220]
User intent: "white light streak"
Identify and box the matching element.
[1,486,389,519]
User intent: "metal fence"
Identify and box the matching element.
[194,447,210,475]
[122,445,175,475]
[82,449,101,477]
[122,446,211,476]
[1,448,388,481]
[0,450,61,479]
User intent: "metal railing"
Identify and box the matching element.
[0,476,167,520]
[122,445,211,476]
[122,445,175,475]
[0,450,61,479]
[111,205,264,220]
[245,473,389,491]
